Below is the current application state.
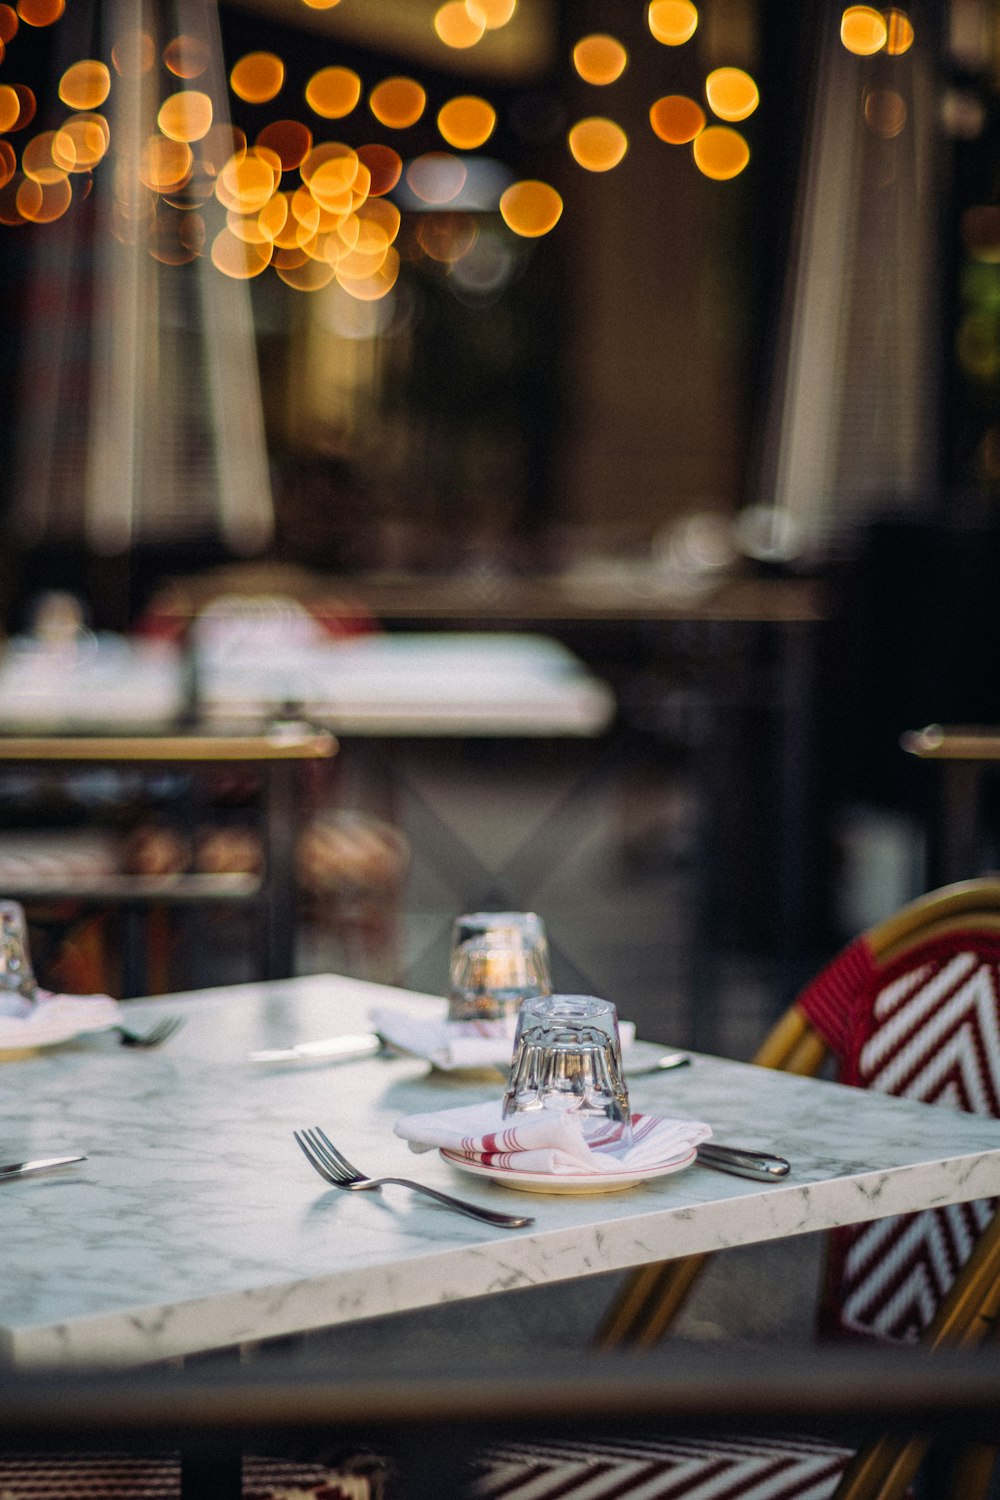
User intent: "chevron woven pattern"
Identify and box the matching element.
[0,1452,386,1499]
[801,932,1000,1343]
[472,1432,854,1500]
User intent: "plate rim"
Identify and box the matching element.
[439,1138,698,1191]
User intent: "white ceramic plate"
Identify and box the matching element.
[440,1143,697,1195]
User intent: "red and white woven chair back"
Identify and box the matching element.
[798,931,1000,1343]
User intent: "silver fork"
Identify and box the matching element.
[294,1127,534,1229]
[113,1016,185,1049]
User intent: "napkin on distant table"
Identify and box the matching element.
[0,988,122,1051]
[371,1008,636,1073]
[394,1099,711,1176]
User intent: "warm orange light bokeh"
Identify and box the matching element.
[158,91,214,144]
[58,60,111,111]
[647,0,698,46]
[53,113,110,173]
[164,35,210,79]
[884,8,914,54]
[705,67,759,122]
[369,77,426,129]
[256,119,311,171]
[357,142,403,196]
[692,124,750,179]
[0,138,16,186]
[568,117,628,172]
[16,0,64,26]
[499,178,562,236]
[437,95,496,149]
[0,6,18,43]
[211,225,272,278]
[22,129,63,183]
[467,0,516,28]
[139,135,194,193]
[306,66,361,120]
[840,6,887,55]
[276,256,336,290]
[649,94,705,143]
[0,83,20,132]
[338,244,400,300]
[435,2,484,48]
[18,172,71,221]
[1,83,35,132]
[199,124,247,177]
[216,148,277,213]
[230,52,285,105]
[573,34,628,86]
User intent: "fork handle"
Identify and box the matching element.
[377,1177,533,1228]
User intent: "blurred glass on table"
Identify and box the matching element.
[447,933,549,1022]
[448,909,551,1010]
[0,901,37,1000]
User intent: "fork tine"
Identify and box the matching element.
[301,1129,354,1183]
[147,1018,181,1045]
[294,1131,339,1185]
[312,1129,364,1181]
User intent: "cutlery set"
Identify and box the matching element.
[288,1034,790,1224]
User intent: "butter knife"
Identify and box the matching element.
[696,1143,790,1180]
[248,1032,385,1065]
[0,1155,87,1181]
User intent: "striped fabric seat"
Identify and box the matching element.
[797,931,1000,1344]
[472,1433,854,1500]
[0,1451,387,1499]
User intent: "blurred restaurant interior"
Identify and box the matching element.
[5,1,1000,1495]
[4,0,1000,1042]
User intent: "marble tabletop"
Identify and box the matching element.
[3,973,1000,1370]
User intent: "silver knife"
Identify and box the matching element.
[248,1032,385,1065]
[0,1155,87,1181]
[696,1143,790,1180]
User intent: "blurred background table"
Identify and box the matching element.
[0,729,335,995]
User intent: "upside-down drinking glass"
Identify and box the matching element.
[501,993,632,1141]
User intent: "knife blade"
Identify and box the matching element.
[695,1143,790,1180]
[248,1032,385,1065]
[0,1155,87,1181]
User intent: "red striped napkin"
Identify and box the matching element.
[394,1099,711,1176]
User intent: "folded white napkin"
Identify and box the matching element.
[394,1099,712,1176]
[0,988,122,1051]
[371,1007,636,1072]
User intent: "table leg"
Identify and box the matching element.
[261,761,298,979]
[934,762,983,885]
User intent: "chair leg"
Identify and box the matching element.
[595,1256,710,1348]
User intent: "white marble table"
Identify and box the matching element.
[193,631,616,737]
[4,972,1000,1370]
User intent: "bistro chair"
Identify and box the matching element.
[473,877,1000,1500]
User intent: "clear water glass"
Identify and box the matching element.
[502,993,632,1138]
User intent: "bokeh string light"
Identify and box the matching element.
[0,3,922,290]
